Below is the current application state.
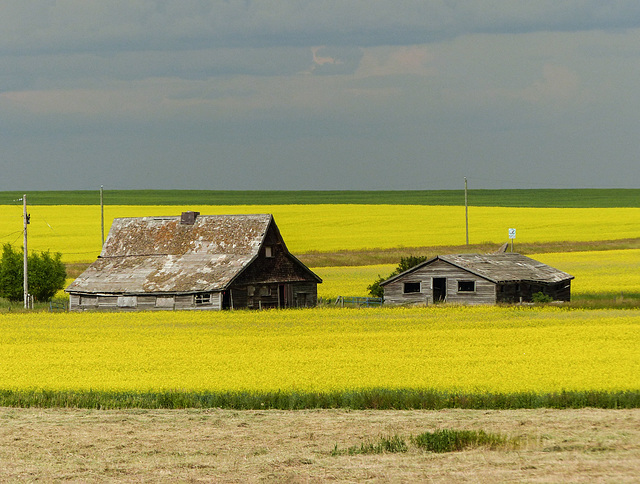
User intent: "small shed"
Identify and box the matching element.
[66,212,321,311]
[381,253,573,305]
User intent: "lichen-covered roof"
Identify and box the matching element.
[382,253,574,286]
[439,254,574,283]
[67,214,274,294]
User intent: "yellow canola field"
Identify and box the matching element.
[315,249,640,298]
[2,204,640,262]
[0,307,638,394]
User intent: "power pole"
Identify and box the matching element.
[23,194,29,309]
[100,185,105,247]
[464,177,469,246]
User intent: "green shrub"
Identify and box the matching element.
[532,292,553,303]
[0,244,66,302]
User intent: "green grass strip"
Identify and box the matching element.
[0,389,638,410]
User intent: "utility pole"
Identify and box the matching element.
[100,185,105,247]
[464,177,469,246]
[23,194,29,309]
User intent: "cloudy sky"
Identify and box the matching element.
[2,1,640,191]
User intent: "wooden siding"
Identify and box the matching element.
[210,292,222,310]
[69,292,223,311]
[233,225,318,286]
[68,284,315,311]
[384,259,497,305]
[292,282,318,308]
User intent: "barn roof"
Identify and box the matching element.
[66,213,317,295]
[381,253,574,286]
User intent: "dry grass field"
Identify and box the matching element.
[0,407,638,483]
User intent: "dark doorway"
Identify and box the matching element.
[278,284,286,308]
[222,290,231,310]
[433,278,446,302]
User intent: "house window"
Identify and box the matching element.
[265,246,274,258]
[403,282,421,293]
[195,293,211,306]
[458,281,476,292]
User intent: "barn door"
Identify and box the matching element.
[222,290,231,310]
[433,278,446,303]
[278,284,286,308]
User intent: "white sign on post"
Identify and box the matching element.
[508,228,516,239]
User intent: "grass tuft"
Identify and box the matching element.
[332,435,408,456]
[412,429,513,453]
[332,429,515,456]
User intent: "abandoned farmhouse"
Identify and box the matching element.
[66,212,321,311]
[381,253,574,305]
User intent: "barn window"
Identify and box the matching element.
[195,294,211,305]
[457,281,476,292]
[403,282,421,293]
[265,246,274,258]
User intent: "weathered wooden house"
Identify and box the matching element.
[66,212,321,311]
[381,253,573,305]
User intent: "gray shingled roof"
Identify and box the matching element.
[66,214,274,294]
[382,253,574,286]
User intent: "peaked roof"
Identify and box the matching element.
[381,253,574,286]
[66,214,317,295]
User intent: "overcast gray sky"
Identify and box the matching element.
[2,1,640,190]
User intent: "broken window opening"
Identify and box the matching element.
[403,282,421,293]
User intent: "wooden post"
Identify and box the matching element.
[23,194,28,309]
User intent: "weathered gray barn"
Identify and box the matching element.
[66,212,321,311]
[381,253,573,305]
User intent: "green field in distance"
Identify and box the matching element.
[1,189,639,207]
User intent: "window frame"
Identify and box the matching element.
[195,293,212,306]
[457,280,476,293]
[403,281,421,294]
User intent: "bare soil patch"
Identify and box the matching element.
[0,408,638,482]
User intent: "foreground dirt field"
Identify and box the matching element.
[0,408,638,482]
